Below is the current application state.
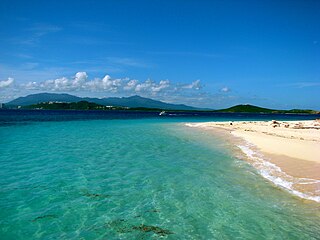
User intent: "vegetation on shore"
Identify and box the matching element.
[22,101,165,111]
[16,102,319,114]
[215,104,319,114]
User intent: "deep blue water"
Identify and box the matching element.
[0,109,318,124]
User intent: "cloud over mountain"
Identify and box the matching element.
[21,72,201,97]
[0,78,14,88]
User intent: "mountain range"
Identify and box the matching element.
[6,93,204,110]
[5,93,318,114]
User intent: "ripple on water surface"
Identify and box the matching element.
[0,119,319,239]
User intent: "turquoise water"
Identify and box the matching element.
[0,118,319,239]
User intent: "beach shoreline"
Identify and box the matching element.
[186,120,320,202]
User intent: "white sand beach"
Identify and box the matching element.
[186,120,320,201]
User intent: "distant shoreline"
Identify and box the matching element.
[3,93,319,114]
[1,108,319,116]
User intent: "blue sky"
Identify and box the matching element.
[0,0,319,109]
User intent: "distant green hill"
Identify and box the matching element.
[7,93,204,110]
[215,104,274,113]
[23,101,122,111]
[215,104,319,114]
[22,102,319,114]
[22,101,165,111]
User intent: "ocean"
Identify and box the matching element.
[0,109,319,239]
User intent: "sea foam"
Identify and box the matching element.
[237,143,320,203]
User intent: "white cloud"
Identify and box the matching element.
[123,79,138,91]
[220,87,230,92]
[18,72,202,98]
[0,72,212,105]
[182,79,202,90]
[100,74,122,91]
[85,74,124,92]
[74,71,88,82]
[134,79,171,95]
[151,80,170,93]
[73,71,88,87]
[1,72,277,109]
[0,77,14,88]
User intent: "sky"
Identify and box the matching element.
[0,0,319,109]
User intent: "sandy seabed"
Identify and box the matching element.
[186,120,320,203]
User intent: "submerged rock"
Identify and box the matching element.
[103,219,174,237]
[82,191,111,198]
[145,209,160,213]
[132,224,174,236]
[32,214,57,222]
[105,219,133,234]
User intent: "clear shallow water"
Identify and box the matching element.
[0,110,319,239]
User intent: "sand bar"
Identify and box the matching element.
[186,120,320,202]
